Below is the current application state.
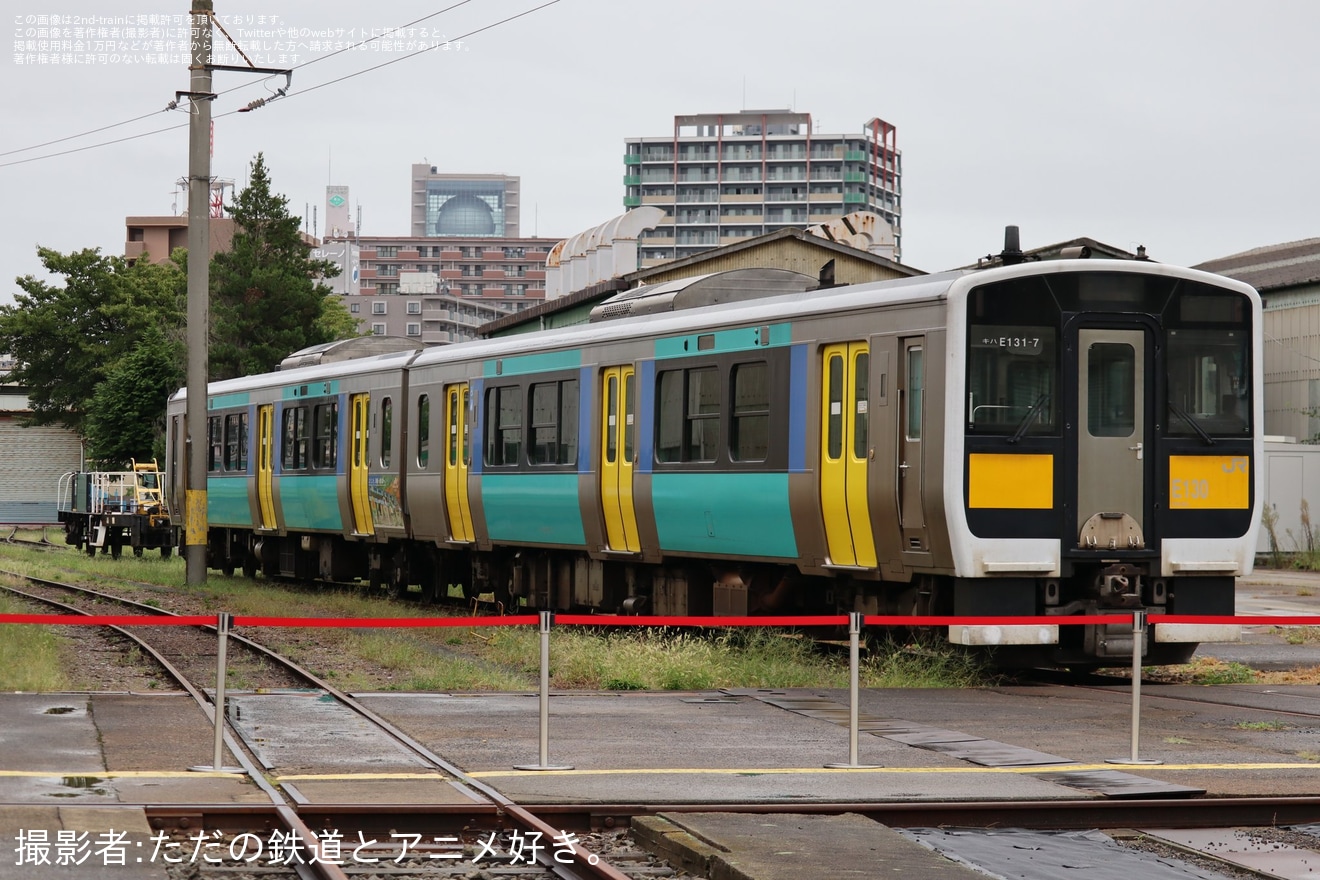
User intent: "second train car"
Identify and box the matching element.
[166,255,1262,666]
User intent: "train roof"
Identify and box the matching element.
[408,268,972,372]
[173,259,1260,400]
[171,346,424,401]
[409,259,1258,371]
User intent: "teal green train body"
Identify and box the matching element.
[167,259,1264,667]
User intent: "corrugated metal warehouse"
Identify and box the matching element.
[0,382,84,524]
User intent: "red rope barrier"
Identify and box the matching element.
[0,612,1316,629]
[232,614,541,628]
[555,613,847,627]
[0,614,215,626]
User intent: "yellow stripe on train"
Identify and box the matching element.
[1169,455,1250,510]
[968,453,1053,509]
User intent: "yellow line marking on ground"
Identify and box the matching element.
[275,773,450,781]
[0,770,244,778]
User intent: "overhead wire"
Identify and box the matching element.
[0,2,477,160]
[0,109,179,159]
[272,0,559,102]
[0,0,550,169]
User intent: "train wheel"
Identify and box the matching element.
[420,577,438,604]
[85,540,96,557]
[161,545,173,560]
[110,539,122,559]
[133,546,144,558]
[221,564,235,576]
[241,555,256,578]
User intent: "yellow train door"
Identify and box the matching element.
[350,393,373,536]
[444,384,474,542]
[256,404,277,530]
[820,343,877,568]
[600,366,640,552]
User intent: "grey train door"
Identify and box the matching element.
[1075,326,1150,549]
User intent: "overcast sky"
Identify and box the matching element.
[4,0,1318,305]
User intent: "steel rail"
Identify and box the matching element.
[513,796,1320,830]
[1064,680,1320,721]
[1,571,623,880]
[130,794,1320,837]
[0,577,351,880]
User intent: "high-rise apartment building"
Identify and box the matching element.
[337,234,558,344]
[411,165,520,237]
[623,111,900,266]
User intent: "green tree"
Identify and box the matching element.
[83,325,184,467]
[0,247,184,434]
[210,153,343,379]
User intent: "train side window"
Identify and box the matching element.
[207,416,222,472]
[417,394,430,469]
[448,392,460,466]
[656,371,683,462]
[531,382,559,465]
[561,379,579,465]
[529,379,579,466]
[224,412,248,471]
[380,398,393,468]
[463,387,473,465]
[826,355,843,459]
[853,352,869,457]
[687,368,721,461]
[606,375,619,465]
[312,402,338,470]
[485,385,523,467]
[731,361,769,462]
[282,406,309,470]
[1087,343,1134,437]
[657,367,721,463]
[623,373,635,464]
[906,347,923,441]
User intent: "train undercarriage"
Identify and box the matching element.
[205,529,1231,668]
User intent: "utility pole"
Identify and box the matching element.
[185,0,213,585]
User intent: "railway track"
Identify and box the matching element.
[0,570,638,880]
[124,797,1320,879]
[6,554,1320,877]
[2,525,59,549]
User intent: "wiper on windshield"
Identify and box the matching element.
[1007,392,1049,444]
[1168,401,1215,446]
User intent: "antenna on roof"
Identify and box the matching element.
[996,225,1032,265]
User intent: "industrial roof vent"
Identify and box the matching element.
[589,268,817,323]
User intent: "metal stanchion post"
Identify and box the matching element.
[191,612,243,773]
[515,611,573,771]
[826,612,881,769]
[1107,609,1162,766]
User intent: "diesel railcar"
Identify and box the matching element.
[166,257,1262,666]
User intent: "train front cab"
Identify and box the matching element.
[951,264,1261,667]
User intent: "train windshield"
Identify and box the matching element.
[1166,327,1251,437]
[966,325,1058,435]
